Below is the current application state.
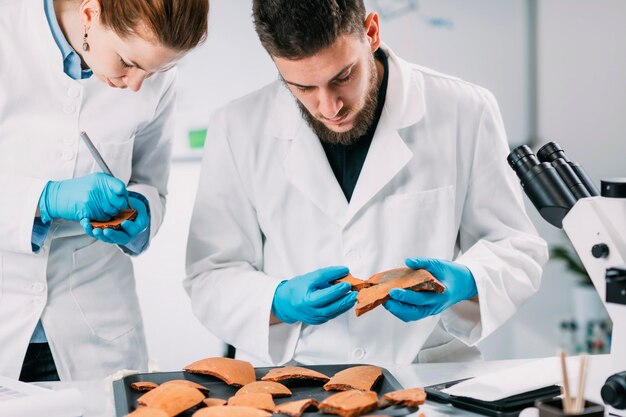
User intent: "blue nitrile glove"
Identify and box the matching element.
[38,173,128,224]
[80,196,149,246]
[272,266,358,325]
[384,257,478,322]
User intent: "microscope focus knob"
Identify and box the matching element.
[592,243,610,259]
[601,371,626,408]
[601,178,626,198]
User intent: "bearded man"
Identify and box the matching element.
[184,0,547,366]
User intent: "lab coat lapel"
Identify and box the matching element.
[344,44,425,224]
[283,125,348,225]
[269,86,348,225]
[345,124,412,224]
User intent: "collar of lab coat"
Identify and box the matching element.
[27,0,84,83]
[266,44,424,226]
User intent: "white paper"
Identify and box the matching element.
[441,357,579,401]
[0,375,83,417]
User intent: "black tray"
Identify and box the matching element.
[113,364,418,416]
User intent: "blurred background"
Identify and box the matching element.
[131,0,626,370]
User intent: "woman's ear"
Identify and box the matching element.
[79,0,102,29]
[364,12,381,51]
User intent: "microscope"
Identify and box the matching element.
[508,142,626,413]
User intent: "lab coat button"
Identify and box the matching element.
[352,347,366,359]
[62,149,75,160]
[67,87,80,98]
[63,104,76,114]
[32,283,45,293]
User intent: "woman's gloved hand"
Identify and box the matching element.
[384,257,478,322]
[38,173,128,223]
[272,266,357,325]
[80,196,149,246]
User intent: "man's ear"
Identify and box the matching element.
[364,12,381,51]
[79,0,102,29]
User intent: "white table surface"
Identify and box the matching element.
[39,357,620,417]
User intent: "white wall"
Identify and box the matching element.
[132,0,626,368]
[133,162,226,371]
[479,0,626,360]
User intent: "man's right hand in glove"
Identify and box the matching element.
[271,266,357,325]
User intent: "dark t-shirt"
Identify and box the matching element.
[321,49,389,202]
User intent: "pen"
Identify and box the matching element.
[79,131,133,210]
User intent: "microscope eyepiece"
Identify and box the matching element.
[508,144,577,228]
[507,145,537,171]
[537,142,567,163]
[537,141,599,196]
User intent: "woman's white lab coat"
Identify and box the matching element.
[0,0,175,380]
[185,44,548,367]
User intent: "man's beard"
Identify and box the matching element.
[297,54,380,146]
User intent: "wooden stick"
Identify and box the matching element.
[559,349,573,413]
[575,355,589,412]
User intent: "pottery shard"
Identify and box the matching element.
[125,407,169,417]
[227,393,275,412]
[130,381,159,392]
[273,398,319,417]
[192,406,271,417]
[202,398,227,407]
[380,387,426,408]
[355,268,444,316]
[236,381,292,398]
[261,366,330,383]
[90,209,137,230]
[183,357,256,387]
[331,274,371,291]
[318,390,379,417]
[137,384,204,416]
[324,366,382,392]
[160,379,209,395]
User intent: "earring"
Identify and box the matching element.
[82,28,89,52]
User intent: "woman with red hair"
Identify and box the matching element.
[0,0,209,381]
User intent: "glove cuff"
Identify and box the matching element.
[38,181,56,224]
[464,268,479,300]
[271,280,297,324]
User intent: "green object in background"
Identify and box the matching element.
[188,129,207,149]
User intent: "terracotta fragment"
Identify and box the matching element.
[261,366,330,383]
[192,406,271,417]
[184,357,256,387]
[90,209,137,230]
[331,274,371,291]
[202,398,227,407]
[130,381,159,392]
[227,393,275,412]
[318,390,378,417]
[324,366,382,392]
[160,379,209,395]
[273,398,319,417]
[137,383,204,416]
[355,268,444,316]
[125,407,169,417]
[236,381,292,398]
[380,387,426,408]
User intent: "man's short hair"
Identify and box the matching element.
[252,0,367,59]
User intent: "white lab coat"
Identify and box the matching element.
[0,0,175,380]
[185,44,548,367]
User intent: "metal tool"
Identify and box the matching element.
[79,131,132,209]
